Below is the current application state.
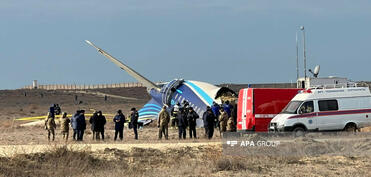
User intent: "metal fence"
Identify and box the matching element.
[22,82,144,90]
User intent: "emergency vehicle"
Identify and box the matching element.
[269,87,371,135]
[237,88,302,132]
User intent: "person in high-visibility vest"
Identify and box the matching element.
[171,102,181,128]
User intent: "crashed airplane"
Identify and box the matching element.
[85,40,236,125]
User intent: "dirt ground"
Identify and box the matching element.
[0,88,149,123]
[0,88,370,177]
[0,141,370,177]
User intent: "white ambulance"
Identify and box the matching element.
[269,87,371,135]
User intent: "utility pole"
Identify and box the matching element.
[296,32,299,81]
[300,26,307,80]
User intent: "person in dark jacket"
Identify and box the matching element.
[205,108,216,139]
[113,110,126,141]
[187,107,199,139]
[89,111,98,140]
[130,108,139,140]
[71,110,80,140]
[76,110,86,141]
[202,106,210,137]
[182,101,190,116]
[55,104,61,115]
[177,108,187,139]
[223,100,233,118]
[231,101,237,131]
[95,111,106,140]
[211,102,221,128]
[49,104,56,118]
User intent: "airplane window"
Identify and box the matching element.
[298,101,314,114]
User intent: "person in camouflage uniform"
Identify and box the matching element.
[60,112,70,141]
[226,116,235,132]
[158,106,170,140]
[219,109,228,132]
[45,112,57,141]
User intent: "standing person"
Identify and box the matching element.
[171,102,181,128]
[211,102,221,128]
[187,107,199,139]
[49,104,56,118]
[205,108,216,139]
[45,112,56,141]
[182,101,190,116]
[226,117,235,132]
[95,111,106,140]
[158,106,170,140]
[177,108,187,139]
[231,101,238,131]
[60,112,70,142]
[55,104,61,115]
[219,109,229,132]
[71,110,80,140]
[223,100,233,118]
[113,110,126,141]
[89,111,98,140]
[130,108,139,140]
[202,106,210,137]
[76,110,86,141]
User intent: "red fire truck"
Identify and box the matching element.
[237,88,302,132]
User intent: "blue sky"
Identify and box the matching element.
[1,0,370,89]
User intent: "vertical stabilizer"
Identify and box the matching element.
[85,40,160,91]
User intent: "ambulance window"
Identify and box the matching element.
[281,101,302,114]
[318,100,338,111]
[298,101,314,114]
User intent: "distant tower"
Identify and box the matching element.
[300,26,307,80]
[32,80,38,89]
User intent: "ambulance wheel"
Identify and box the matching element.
[293,127,306,137]
[344,123,357,132]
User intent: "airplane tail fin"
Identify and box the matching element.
[85,40,160,91]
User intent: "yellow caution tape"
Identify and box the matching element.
[16,114,116,121]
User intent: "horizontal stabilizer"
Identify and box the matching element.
[138,98,163,125]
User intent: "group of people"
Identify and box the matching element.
[44,106,140,142]
[44,104,64,141]
[205,100,236,139]
[158,103,200,140]
[198,100,237,139]
[44,100,236,142]
[161,100,236,140]
[112,108,139,141]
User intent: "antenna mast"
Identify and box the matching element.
[296,32,299,80]
[300,26,307,79]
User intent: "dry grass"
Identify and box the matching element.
[0,144,370,177]
[0,145,133,177]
